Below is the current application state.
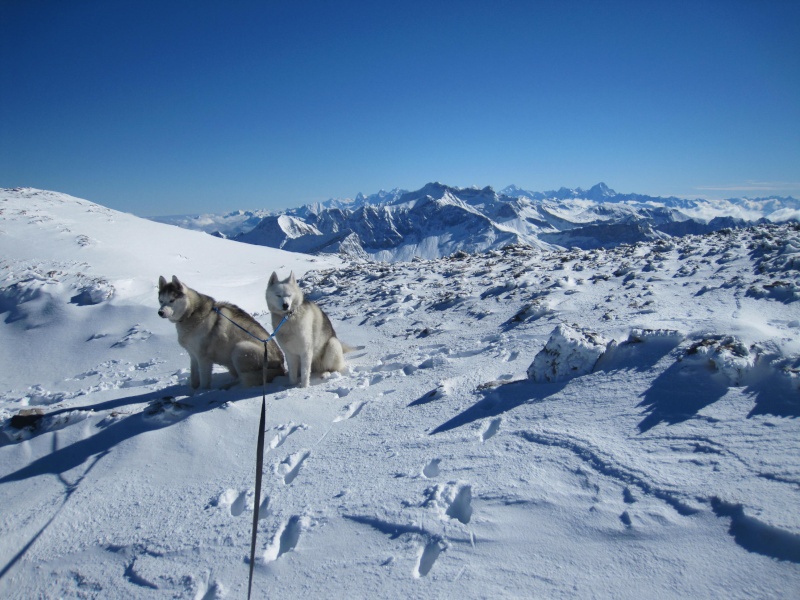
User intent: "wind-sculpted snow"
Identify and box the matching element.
[1,188,799,598]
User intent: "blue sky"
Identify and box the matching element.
[2,1,799,216]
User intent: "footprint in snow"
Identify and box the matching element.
[334,401,366,422]
[422,458,441,478]
[331,386,351,398]
[414,538,447,578]
[111,324,152,348]
[373,360,417,375]
[262,516,308,563]
[277,450,310,485]
[258,495,271,519]
[409,382,450,407]
[195,572,225,600]
[480,417,501,442]
[423,482,474,525]
[230,490,249,517]
[445,485,473,524]
[447,347,487,359]
[418,356,448,370]
[620,511,633,528]
[212,489,252,517]
[268,423,307,450]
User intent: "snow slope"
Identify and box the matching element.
[1,188,799,598]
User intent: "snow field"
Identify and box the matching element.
[0,189,798,598]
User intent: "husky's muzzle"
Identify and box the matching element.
[158,306,172,319]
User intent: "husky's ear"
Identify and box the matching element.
[171,275,186,291]
[158,275,167,290]
[269,271,279,285]
[289,271,297,285]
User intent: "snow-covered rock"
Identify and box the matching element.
[527,323,612,382]
[684,335,756,386]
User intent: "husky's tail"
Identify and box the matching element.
[341,342,364,354]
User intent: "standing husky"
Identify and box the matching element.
[158,275,285,389]
[266,271,350,388]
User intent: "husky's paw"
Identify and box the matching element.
[322,370,344,382]
[219,380,239,391]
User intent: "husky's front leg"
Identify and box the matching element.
[298,351,313,388]
[189,355,200,389]
[198,358,214,389]
[285,353,301,386]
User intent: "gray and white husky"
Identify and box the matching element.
[158,275,285,389]
[266,271,351,388]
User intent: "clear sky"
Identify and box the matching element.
[2,0,799,216]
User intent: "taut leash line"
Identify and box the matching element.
[247,390,267,600]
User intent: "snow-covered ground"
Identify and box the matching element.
[1,188,799,598]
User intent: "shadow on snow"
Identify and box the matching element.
[636,360,731,433]
[637,356,800,433]
[0,382,266,485]
[429,379,567,435]
[712,497,800,564]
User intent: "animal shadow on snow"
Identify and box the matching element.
[0,383,263,484]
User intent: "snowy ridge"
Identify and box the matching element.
[154,182,799,262]
[1,187,799,598]
[150,208,275,238]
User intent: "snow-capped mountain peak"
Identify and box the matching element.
[180,183,796,262]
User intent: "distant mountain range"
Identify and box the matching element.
[150,183,800,261]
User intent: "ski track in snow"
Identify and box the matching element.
[1,190,799,598]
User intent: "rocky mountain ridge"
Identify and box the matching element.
[152,183,799,261]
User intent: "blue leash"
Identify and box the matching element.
[211,306,290,599]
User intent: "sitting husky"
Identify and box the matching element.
[266,271,350,388]
[158,275,285,389]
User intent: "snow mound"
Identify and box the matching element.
[746,280,800,303]
[684,335,755,385]
[683,334,800,394]
[527,323,612,382]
